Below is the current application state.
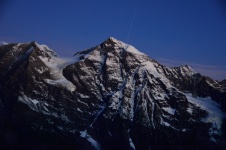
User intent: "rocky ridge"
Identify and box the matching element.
[0,37,225,150]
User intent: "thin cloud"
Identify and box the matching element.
[0,41,8,46]
[155,58,226,81]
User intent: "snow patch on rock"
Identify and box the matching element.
[110,37,144,55]
[18,94,49,114]
[36,43,76,92]
[185,93,226,142]
[80,130,101,150]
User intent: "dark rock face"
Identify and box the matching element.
[0,38,225,150]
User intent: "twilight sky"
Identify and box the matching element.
[0,0,225,80]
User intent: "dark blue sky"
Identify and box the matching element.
[0,0,226,79]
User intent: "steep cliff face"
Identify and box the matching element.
[0,38,225,150]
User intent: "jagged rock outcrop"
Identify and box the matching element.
[0,38,225,150]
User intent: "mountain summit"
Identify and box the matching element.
[0,38,225,150]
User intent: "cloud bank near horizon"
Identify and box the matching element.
[0,41,8,46]
[156,58,226,81]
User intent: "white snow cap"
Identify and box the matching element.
[34,42,58,56]
[0,41,8,46]
[34,42,51,51]
[109,37,145,55]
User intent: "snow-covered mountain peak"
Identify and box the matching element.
[180,65,193,71]
[109,37,117,41]
[1,40,226,149]
[176,65,196,75]
[34,42,58,57]
[72,37,147,64]
[106,37,145,55]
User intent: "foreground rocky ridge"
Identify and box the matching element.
[0,38,225,150]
